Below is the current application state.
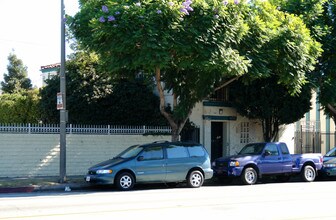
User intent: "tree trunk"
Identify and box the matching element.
[262,117,279,142]
[155,67,191,142]
[327,104,336,123]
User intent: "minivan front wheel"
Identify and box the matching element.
[116,172,135,191]
[187,170,204,188]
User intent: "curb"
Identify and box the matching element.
[0,183,91,194]
[0,186,35,194]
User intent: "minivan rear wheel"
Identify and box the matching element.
[187,170,204,188]
[116,172,135,191]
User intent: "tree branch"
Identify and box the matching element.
[327,104,336,116]
[214,76,241,91]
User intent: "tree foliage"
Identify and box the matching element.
[272,0,336,123]
[39,51,167,125]
[230,76,312,141]
[0,53,38,123]
[70,0,251,140]
[0,89,40,123]
[69,0,321,140]
[1,53,32,94]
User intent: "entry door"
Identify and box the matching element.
[211,122,223,162]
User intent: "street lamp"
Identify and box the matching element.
[59,0,67,183]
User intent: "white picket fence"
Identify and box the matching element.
[0,123,172,135]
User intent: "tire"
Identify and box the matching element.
[241,167,258,185]
[116,172,135,191]
[301,165,316,182]
[187,170,204,188]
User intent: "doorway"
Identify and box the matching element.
[211,122,223,162]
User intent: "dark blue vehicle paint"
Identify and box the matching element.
[213,142,323,184]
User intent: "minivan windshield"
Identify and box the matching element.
[238,143,265,155]
[115,145,144,159]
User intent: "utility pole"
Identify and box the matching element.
[59,0,67,183]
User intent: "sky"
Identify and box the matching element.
[0,0,79,88]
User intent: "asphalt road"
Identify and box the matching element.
[0,181,335,220]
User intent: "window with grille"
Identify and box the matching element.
[240,122,250,144]
[209,87,229,102]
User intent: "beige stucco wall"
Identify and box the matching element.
[0,134,170,178]
[190,102,264,158]
[278,124,295,153]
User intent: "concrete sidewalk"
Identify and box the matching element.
[0,176,90,193]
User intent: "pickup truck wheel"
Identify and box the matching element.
[301,165,316,182]
[241,167,258,185]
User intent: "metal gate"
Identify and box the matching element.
[294,121,321,153]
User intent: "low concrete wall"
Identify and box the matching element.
[0,134,170,178]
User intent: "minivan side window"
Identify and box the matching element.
[187,146,205,157]
[166,145,189,159]
[141,146,164,160]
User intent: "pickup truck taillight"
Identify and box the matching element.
[320,156,323,163]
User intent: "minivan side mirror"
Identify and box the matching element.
[137,156,144,161]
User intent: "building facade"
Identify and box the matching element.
[294,90,336,155]
[39,63,334,159]
[40,63,60,87]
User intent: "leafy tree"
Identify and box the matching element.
[0,89,40,123]
[230,76,312,141]
[94,79,169,125]
[40,51,167,125]
[271,0,336,124]
[1,53,32,94]
[227,0,321,141]
[69,0,320,141]
[70,0,250,141]
[40,51,107,123]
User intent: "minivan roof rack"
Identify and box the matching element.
[152,140,169,143]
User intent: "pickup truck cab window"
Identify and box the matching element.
[238,143,265,155]
[264,144,279,156]
[280,143,289,155]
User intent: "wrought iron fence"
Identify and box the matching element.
[294,121,321,153]
[0,123,172,135]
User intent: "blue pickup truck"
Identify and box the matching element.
[212,142,323,185]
